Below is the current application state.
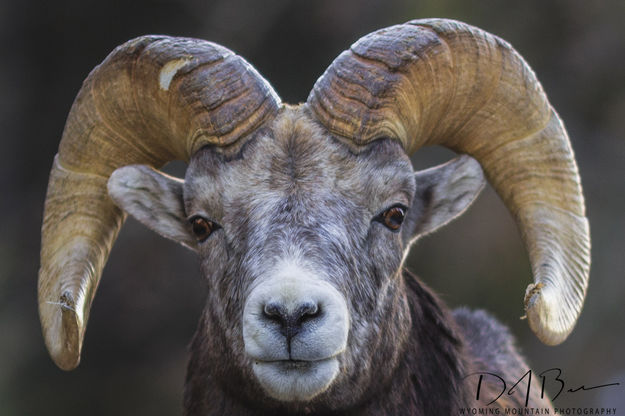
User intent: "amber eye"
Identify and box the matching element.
[376,205,407,231]
[190,217,216,242]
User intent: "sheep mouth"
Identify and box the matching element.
[280,359,314,370]
[255,357,334,370]
[251,356,341,401]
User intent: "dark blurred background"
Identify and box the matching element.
[1,0,624,414]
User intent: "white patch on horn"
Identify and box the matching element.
[159,58,189,91]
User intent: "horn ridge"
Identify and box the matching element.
[308,18,590,345]
[39,35,280,369]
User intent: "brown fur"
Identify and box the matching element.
[183,270,552,414]
[110,107,551,414]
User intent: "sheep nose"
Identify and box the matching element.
[262,301,320,346]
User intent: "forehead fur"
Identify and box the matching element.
[184,105,415,226]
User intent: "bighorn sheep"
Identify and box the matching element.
[39,18,590,414]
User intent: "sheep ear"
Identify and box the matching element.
[404,155,485,241]
[107,165,198,251]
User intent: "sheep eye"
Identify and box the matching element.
[190,217,216,242]
[376,205,407,231]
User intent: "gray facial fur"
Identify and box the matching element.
[107,105,485,407]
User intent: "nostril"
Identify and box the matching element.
[261,301,322,339]
[263,302,286,324]
[296,302,320,323]
[257,300,327,356]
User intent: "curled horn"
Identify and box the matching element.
[308,18,590,345]
[39,36,280,370]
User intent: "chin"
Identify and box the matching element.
[251,357,340,402]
